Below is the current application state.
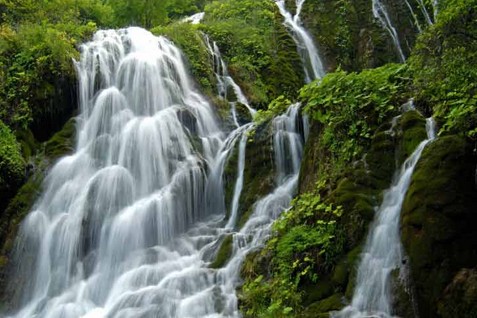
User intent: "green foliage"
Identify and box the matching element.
[409,0,477,137]
[107,0,204,28]
[0,120,24,187]
[0,0,101,130]
[301,64,409,163]
[241,192,344,317]
[241,274,299,318]
[253,96,293,125]
[201,0,304,108]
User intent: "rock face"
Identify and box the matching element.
[401,135,477,318]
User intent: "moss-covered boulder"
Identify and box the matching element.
[401,135,477,318]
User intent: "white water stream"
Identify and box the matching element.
[332,117,436,318]
[275,0,325,82]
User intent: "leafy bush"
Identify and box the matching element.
[240,192,344,317]
[300,64,410,163]
[0,120,25,194]
[409,0,477,137]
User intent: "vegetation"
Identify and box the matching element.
[409,0,477,137]
[300,63,410,177]
[0,120,25,211]
[200,0,305,107]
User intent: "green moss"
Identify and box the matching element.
[344,245,362,299]
[43,117,76,160]
[301,280,334,305]
[238,121,275,229]
[300,0,416,71]
[396,110,427,165]
[14,129,37,159]
[0,120,26,214]
[201,0,305,108]
[401,135,477,318]
[210,235,233,269]
[300,293,343,317]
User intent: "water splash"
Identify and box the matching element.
[275,0,325,82]
[332,117,436,318]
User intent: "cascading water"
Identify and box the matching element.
[275,0,325,82]
[372,0,406,62]
[373,0,435,61]
[203,35,256,127]
[216,102,308,316]
[332,117,436,318]
[183,12,205,25]
[3,26,307,318]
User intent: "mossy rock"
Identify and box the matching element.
[14,129,38,160]
[396,110,427,166]
[437,268,477,318]
[43,117,76,161]
[300,293,344,317]
[401,135,477,318]
[390,268,418,318]
[210,235,233,269]
[300,0,410,72]
[298,121,324,194]
[237,122,276,229]
[344,244,362,299]
[301,279,334,306]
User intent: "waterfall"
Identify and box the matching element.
[275,0,325,82]
[203,34,256,126]
[182,12,205,24]
[216,102,308,316]
[372,0,406,62]
[3,26,308,318]
[416,0,434,25]
[332,117,436,318]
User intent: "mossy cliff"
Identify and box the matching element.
[401,135,477,318]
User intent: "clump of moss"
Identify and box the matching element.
[210,235,233,269]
